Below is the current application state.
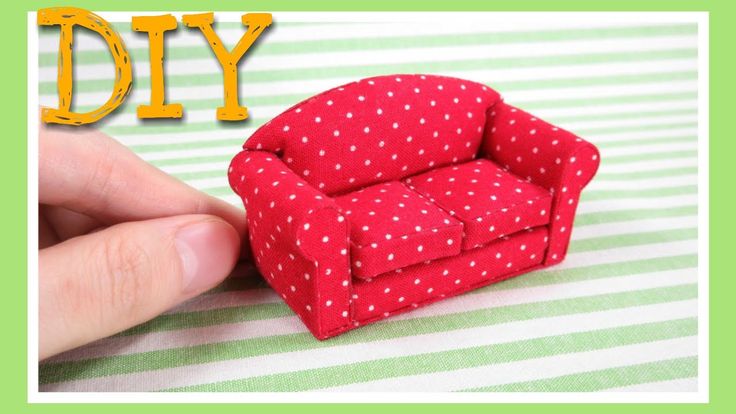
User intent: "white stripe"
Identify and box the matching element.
[39,35,697,81]
[597,157,697,174]
[132,118,697,162]
[605,377,698,392]
[559,239,695,270]
[143,133,697,176]
[572,216,695,240]
[158,160,232,174]
[580,174,696,191]
[38,58,698,114]
[40,298,697,391]
[578,194,697,213]
[184,171,697,193]
[590,128,697,144]
[109,112,697,150]
[564,115,698,133]
[45,58,697,130]
[39,64,697,107]
[217,191,702,210]
[45,261,696,364]
[92,96,697,137]
[42,62,698,113]
[536,100,696,119]
[324,336,698,391]
[37,19,696,53]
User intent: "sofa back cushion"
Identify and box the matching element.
[244,74,501,195]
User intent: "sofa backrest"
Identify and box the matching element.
[244,74,501,195]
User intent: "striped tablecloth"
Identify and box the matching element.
[37,13,701,392]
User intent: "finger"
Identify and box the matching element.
[41,204,102,243]
[39,214,239,360]
[39,209,59,249]
[38,124,246,235]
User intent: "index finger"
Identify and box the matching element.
[38,124,247,236]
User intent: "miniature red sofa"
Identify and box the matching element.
[228,74,600,339]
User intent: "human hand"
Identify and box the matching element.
[38,125,245,360]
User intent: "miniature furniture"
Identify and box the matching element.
[228,74,600,339]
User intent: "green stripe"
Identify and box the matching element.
[464,356,697,392]
[490,254,696,292]
[151,154,232,168]
[74,69,696,115]
[126,109,694,170]
[103,111,697,142]
[39,284,696,384]
[172,169,226,181]
[38,21,342,39]
[603,149,697,165]
[569,227,697,253]
[576,121,696,137]
[597,166,697,180]
[167,316,697,391]
[596,135,696,149]
[38,23,697,66]
[552,108,696,124]
[203,187,234,197]
[39,48,697,94]
[132,123,699,164]
[75,80,696,118]
[520,91,696,111]
[117,302,293,337]
[202,182,699,200]
[213,253,696,295]
[575,205,697,226]
[118,251,697,338]
[115,124,251,140]
[100,73,695,137]
[169,143,697,183]
[581,185,696,201]
[129,136,246,151]
[115,108,695,150]
[141,255,697,335]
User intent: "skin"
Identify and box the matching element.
[38,124,247,360]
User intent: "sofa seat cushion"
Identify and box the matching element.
[334,181,463,279]
[351,227,548,321]
[404,158,552,250]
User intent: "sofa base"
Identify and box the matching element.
[313,226,549,339]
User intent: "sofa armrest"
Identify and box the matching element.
[229,150,352,338]
[481,101,600,265]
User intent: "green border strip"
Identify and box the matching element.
[4,0,733,411]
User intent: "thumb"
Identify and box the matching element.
[39,214,240,360]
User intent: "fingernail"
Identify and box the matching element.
[174,220,240,294]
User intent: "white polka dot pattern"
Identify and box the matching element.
[352,227,549,321]
[244,74,500,195]
[334,181,462,279]
[405,158,552,250]
[481,101,600,265]
[228,74,600,340]
[228,151,353,339]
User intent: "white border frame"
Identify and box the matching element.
[27,11,709,403]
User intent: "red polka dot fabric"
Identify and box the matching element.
[244,74,500,196]
[351,227,549,322]
[334,181,462,279]
[405,159,552,251]
[228,74,600,339]
[229,151,352,338]
[481,102,600,265]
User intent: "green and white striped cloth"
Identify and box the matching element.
[37,13,700,392]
